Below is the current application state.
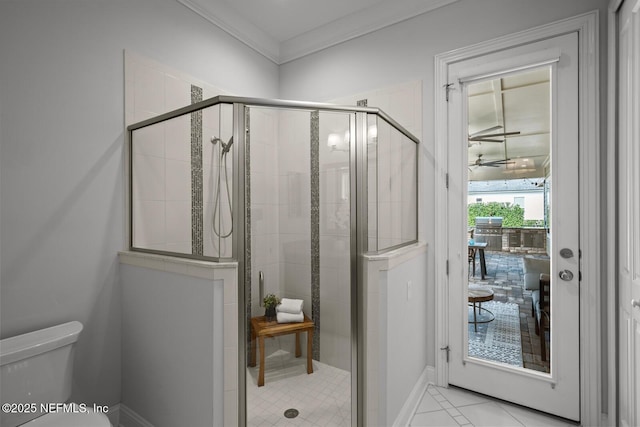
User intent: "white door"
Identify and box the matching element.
[446,33,580,421]
[617,1,640,426]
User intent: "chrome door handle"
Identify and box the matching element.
[559,270,574,281]
[632,299,640,309]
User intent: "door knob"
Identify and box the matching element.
[559,270,574,281]
[632,299,640,309]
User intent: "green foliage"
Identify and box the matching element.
[523,219,545,227]
[467,202,524,228]
[263,293,280,309]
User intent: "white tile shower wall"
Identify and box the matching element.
[368,138,379,251]
[277,109,312,354]
[250,107,281,318]
[165,112,191,253]
[377,119,396,248]
[202,104,221,257]
[318,111,352,371]
[401,136,418,241]
[330,80,422,251]
[376,120,418,249]
[202,103,234,258]
[125,52,231,255]
[329,80,422,142]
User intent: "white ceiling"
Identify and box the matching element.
[176,0,459,64]
[176,0,548,184]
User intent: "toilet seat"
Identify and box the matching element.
[21,403,111,427]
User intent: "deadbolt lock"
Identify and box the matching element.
[560,248,574,259]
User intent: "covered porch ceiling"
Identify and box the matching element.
[467,67,550,182]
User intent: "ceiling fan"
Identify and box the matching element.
[469,154,515,168]
[468,125,521,146]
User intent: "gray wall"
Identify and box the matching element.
[0,0,611,416]
[279,0,610,372]
[0,0,278,409]
[120,264,224,427]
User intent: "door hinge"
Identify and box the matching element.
[445,173,449,189]
[444,83,454,102]
[440,345,450,363]
[446,260,449,275]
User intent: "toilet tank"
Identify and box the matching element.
[0,321,83,427]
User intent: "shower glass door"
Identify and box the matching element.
[244,106,353,427]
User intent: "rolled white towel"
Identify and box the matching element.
[276,311,304,323]
[276,298,304,314]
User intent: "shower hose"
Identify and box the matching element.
[211,137,233,238]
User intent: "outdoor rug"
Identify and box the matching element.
[468,301,523,367]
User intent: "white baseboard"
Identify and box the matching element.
[393,365,434,427]
[105,403,120,427]
[118,404,154,427]
[426,365,436,384]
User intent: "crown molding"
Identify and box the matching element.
[280,0,459,63]
[177,0,459,64]
[176,0,281,63]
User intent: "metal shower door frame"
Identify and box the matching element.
[233,102,368,427]
[128,95,420,426]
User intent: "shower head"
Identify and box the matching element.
[222,136,234,155]
[210,136,234,155]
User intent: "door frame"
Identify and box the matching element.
[606,2,622,425]
[607,1,640,425]
[434,11,601,425]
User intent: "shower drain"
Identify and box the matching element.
[284,408,299,419]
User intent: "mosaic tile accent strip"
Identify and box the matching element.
[310,110,320,360]
[245,107,253,359]
[191,85,204,256]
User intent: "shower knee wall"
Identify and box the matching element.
[119,254,238,427]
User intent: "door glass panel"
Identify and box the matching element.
[466,67,551,373]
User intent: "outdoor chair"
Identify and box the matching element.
[535,274,551,361]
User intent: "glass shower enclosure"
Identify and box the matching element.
[128,96,419,426]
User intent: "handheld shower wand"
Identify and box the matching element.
[210,136,234,239]
[222,136,234,154]
[214,136,234,155]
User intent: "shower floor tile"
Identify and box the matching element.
[247,357,351,427]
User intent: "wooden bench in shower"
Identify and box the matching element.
[249,315,314,387]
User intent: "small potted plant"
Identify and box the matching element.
[263,293,280,321]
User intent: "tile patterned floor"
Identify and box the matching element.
[469,251,550,373]
[246,347,350,427]
[410,384,578,427]
[245,251,553,427]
